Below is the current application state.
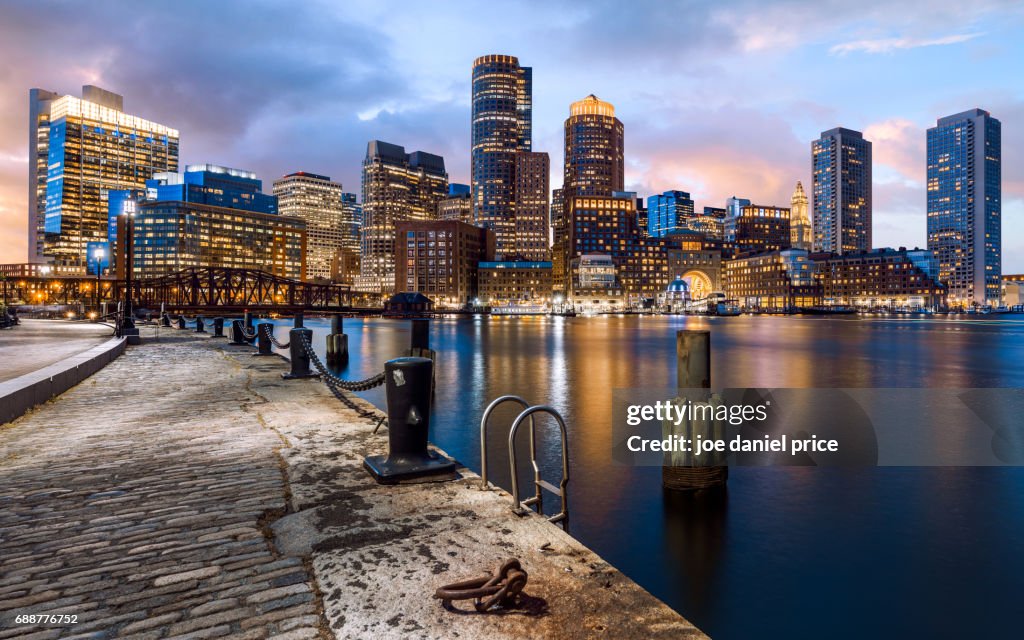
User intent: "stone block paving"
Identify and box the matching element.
[0,335,326,639]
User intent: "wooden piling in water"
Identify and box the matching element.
[663,329,728,490]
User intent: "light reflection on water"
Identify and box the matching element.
[267,315,1024,639]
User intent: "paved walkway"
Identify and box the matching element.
[0,331,706,639]
[0,320,113,382]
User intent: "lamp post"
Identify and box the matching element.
[92,246,105,314]
[122,210,135,330]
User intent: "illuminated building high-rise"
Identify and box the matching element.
[28,85,179,273]
[926,108,1001,306]
[812,127,872,254]
[563,95,624,198]
[647,190,694,237]
[513,152,550,261]
[471,54,532,257]
[359,140,448,295]
[273,172,360,282]
[790,181,812,251]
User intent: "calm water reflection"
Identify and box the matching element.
[272,315,1024,639]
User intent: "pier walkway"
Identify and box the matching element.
[0,330,706,639]
[0,320,112,383]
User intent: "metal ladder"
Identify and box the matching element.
[479,396,570,529]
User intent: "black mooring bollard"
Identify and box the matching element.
[253,323,275,356]
[363,357,456,484]
[177,316,186,330]
[229,319,247,345]
[195,316,206,333]
[244,311,253,332]
[293,311,304,328]
[161,313,171,327]
[212,317,224,337]
[330,315,343,335]
[282,327,317,379]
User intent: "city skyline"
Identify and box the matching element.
[0,1,1022,269]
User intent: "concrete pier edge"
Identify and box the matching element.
[0,334,127,424]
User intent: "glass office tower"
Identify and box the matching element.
[30,85,179,273]
[926,109,1001,306]
[471,54,532,258]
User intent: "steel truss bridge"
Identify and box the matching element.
[3,267,352,313]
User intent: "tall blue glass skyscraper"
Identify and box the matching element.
[926,109,1001,306]
[646,190,694,237]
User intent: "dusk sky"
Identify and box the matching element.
[1,0,1022,269]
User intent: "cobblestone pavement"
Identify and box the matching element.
[0,334,326,639]
[1,330,707,640]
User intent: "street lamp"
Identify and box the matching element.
[92,246,105,314]
[121,206,136,330]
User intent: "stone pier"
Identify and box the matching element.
[0,330,707,639]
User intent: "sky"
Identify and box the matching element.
[1,0,1022,270]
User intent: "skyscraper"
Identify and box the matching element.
[926,108,1001,306]
[28,85,179,272]
[513,152,550,261]
[359,140,448,294]
[471,54,532,257]
[563,94,624,198]
[790,181,812,251]
[812,127,872,254]
[647,190,694,237]
[273,172,359,282]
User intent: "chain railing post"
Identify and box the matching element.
[282,326,317,379]
[326,315,348,367]
[254,323,275,356]
[364,357,456,484]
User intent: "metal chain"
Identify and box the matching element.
[298,332,385,392]
[260,323,290,349]
[434,558,528,612]
[233,319,257,340]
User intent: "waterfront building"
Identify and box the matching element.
[513,152,551,261]
[438,184,473,224]
[478,261,553,311]
[565,194,673,305]
[724,249,821,310]
[735,204,792,256]
[28,85,179,273]
[471,54,532,257]
[570,253,624,312]
[816,248,946,309]
[273,172,358,281]
[812,127,872,254]
[394,220,495,308]
[790,181,812,251]
[551,187,567,295]
[647,190,695,237]
[667,237,723,300]
[131,167,304,280]
[724,197,750,243]
[1003,275,1024,307]
[926,109,1001,307]
[359,140,448,295]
